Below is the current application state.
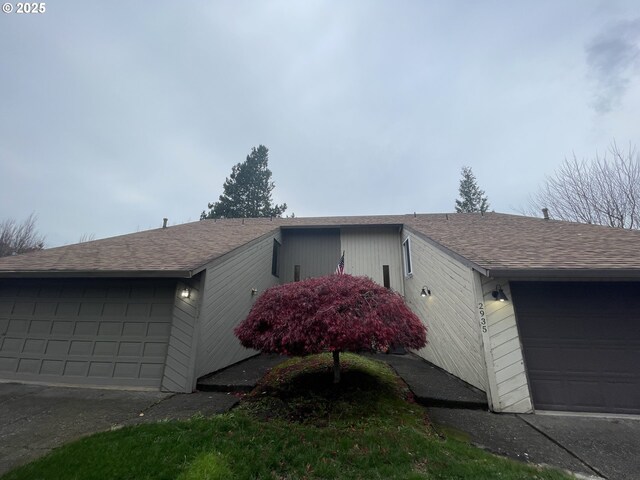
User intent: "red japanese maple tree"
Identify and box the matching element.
[234,274,427,383]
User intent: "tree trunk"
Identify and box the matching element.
[332,350,341,384]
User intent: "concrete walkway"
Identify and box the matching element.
[2,353,639,479]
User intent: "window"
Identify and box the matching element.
[294,265,301,282]
[383,265,391,289]
[402,238,412,276]
[271,239,280,277]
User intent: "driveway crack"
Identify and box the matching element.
[517,415,607,479]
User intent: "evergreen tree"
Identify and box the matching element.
[455,166,490,213]
[201,145,287,219]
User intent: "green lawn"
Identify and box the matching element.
[2,354,572,480]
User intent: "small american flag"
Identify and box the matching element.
[335,251,345,275]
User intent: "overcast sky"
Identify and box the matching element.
[2,1,639,247]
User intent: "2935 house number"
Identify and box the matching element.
[478,303,488,333]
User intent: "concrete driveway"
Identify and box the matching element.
[0,383,238,476]
[428,408,640,480]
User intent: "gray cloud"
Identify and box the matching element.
[1,1,639,246]
[586,18,640,114]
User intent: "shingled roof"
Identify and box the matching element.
[0,213,639,278]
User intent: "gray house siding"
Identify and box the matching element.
[280,229,341,283]
[195,231,282,378]
[161,273,204,393]
[403,230,488,391]
[340,227,404,293]
[0,278,175,389]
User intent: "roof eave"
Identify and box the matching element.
[280,223,404,230]
[487,268,640,280]
[0,270,194,279]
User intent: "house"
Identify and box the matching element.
[0,213,638,415]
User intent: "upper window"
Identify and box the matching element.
[271,239,281,277]
[382,265,391,289]
[402,238,412,276]
[294,265,301,282]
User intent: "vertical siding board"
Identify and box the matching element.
[280,229,340,283]
[195,231,282,378]
[339,227,404,294]
[404,232,488,391]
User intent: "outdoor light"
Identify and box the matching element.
[491,285,508,302]
[180,288,191,299]
[420,286,431,297]
[251,288,258,296]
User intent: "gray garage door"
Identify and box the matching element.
[512,281,640,414]
[0,278,176,388]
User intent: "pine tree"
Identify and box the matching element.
[455,166,490,213]
[201,145,287,219]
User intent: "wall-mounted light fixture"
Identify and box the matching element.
[420,286,431,297]
[180,288,191,299]
[491,285,508,302]
[251,288,258,296]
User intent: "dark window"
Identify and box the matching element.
[383,265,390,289]
[271,239,280,277]
[294,265,301,282]
[402,238,412,276]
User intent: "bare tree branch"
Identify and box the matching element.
[0,213,46,257]
[526,143,640,229]
[78,233,96,243]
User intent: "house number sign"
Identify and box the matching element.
[478,303,488,333]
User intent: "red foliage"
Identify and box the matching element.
[234,274,427,356]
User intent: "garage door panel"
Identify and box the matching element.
[126,303,150,317]
[512,281,640,414]
[0,357,17,371]
[41,359,63,375]
[140,363,164,379]
[88,362,112,377]
[94,341,116,355]
[609,382,640,411]
[13,302,35,315]
[147,322,171,337]
[23,339,45,354]
[103,303,126,316]
[0,279,176,388]
[74,322,98,336]
[1,337,23,353]
[7,320,28,334]
[529,378,567,408]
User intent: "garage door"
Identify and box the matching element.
[512,281,640,414]
[0,278,176,388]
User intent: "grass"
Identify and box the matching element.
[2,354,573,480]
